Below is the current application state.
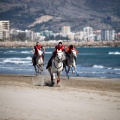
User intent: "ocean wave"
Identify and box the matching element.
[93,65,104,69]
[114,68,120,71]
[0,66,34,71]
[23,57,32,60]
[8,50,15,53]
[4,51,17,54]
[77,53,97,55]
[45,52,52,54]
[108,51,120,55]
[108,67,112,69]
[77,71,106,74]
[3,57,32,64]
[21,51,32,54]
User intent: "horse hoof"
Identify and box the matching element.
[77,73,79,76]
[51,81,55,86]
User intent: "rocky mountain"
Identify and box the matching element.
[0,0,120,32]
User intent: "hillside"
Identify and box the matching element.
[0,0,120,32]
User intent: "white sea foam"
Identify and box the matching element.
[45,52,52,54]
[21,51,32,54]
[114,68,120,71]
[4,51,17,54]
[108,51,120,55]
[93,65,104,69]
[3,57,31,64]
[8,50,15,52]
[23,57,32,60]
[108,67,112,69]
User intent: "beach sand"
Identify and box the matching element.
[0,74,120,120]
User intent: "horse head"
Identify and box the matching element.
[71,49,77,58]
[38,49,43,57]
[56,50,64,62]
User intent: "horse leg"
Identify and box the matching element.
[65,66,69,79]
[72,66,75,74]
[34,66,38,76]
[51,74,55,85]
[40,65,43,71]
[68,66,70,74]
[57,73,60,84]
[38,65,43,74]
[74,65,79,76]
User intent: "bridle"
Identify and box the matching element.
[54,51,63,69]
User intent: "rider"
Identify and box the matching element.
[32,42,44,66]
[46,41,65,69]
[66,45,77,61]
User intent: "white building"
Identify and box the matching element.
[0,21,10,40]
[83,27,93,40]
[109,30,115,40]
[62,26,71,36]
[93,30,101,41]
[25,30,35,41]
[101,30,115,41]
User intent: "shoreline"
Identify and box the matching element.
[0,41,120,48]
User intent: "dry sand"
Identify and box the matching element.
[0,74,120,120]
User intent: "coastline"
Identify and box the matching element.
[0,74,120,120]
[0,41,120,48]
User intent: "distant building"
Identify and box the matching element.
[101,30,115,41]
[40,30,53,37]
[62,26,71,36]
[115,33,120,41]
[10,29,35,41]
[93,30,101,41]
[83,27,93,41]
[0,21,10,40]
[25,30,35,41]
[109,30,115,40]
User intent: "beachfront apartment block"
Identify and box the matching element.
[115,33,120,41]
[101,30,115,41]
[83,27,93,41]
[0,21,10,40]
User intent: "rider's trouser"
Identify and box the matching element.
[32,55,37,66]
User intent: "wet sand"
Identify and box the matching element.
[0,74,120,120]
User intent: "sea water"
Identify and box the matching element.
[0,47,120,79]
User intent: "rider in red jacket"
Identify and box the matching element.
[66,45,77,61]
[32,42,44,66]
[34,42,43,56]
[46,42,65,69]
[54,42,65,54]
